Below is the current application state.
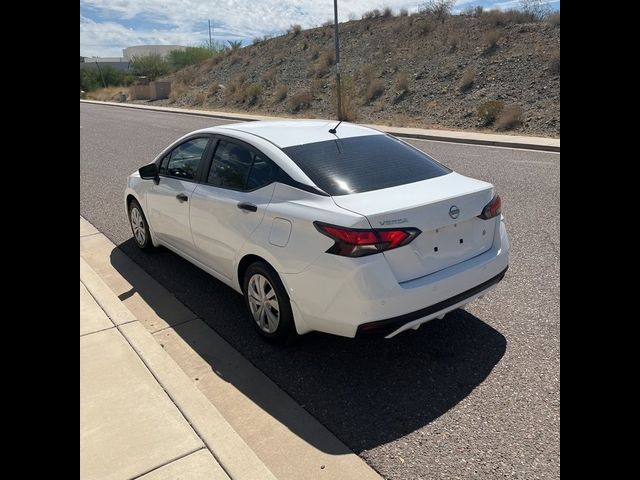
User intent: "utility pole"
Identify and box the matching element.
[333,0,342,120]
[208,19,213,50]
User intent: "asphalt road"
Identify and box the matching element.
[80,102,559,480]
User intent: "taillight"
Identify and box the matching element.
[478,194,502,220]
[314,222,421,257]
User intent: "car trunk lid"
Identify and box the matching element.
[331,172,498,283]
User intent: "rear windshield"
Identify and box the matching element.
[282,134,451,196]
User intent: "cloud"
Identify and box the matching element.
[80,1,558,57]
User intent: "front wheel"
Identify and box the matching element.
[243,262,298,345]
[128,199,155,251]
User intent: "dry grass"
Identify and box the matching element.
[310,50,335,77]
[495,105,524,130]
[274,84,288,102]
[288,91,313,112]
[86,87,127,101]
[459,66,476,92]
[309,45,320,61]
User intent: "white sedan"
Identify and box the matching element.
[125,120,509,343]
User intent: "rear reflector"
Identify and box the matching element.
[478,194,502,220]
[314,222,421,257]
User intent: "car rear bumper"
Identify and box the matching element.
[281,217,509,338]
[356,266,507,338]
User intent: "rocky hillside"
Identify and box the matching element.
[154,10,560,137]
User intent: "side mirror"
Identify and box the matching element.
[139,164,159,183]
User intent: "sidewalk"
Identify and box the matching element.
[80,255,276,480]
[80,215,382,480]
[80,99,560,152]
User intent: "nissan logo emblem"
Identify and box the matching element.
[449,205,460,219]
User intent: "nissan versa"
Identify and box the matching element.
[124,120,509,343]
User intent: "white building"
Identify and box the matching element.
[123,45,186,61]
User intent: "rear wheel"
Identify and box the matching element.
[128,199,155,251]
[243,262,297,344]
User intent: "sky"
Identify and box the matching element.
[80,0,560,58]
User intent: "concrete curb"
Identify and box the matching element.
[80,99,560,152]
[80,255,277,480]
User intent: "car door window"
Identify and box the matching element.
[165,137,209,180]
[247,153,278,190]
[207,140,254,190]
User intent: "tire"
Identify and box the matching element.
[128,199,155,251]
[243,261,298,345]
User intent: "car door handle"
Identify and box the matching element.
[237,202,257,212]
[176,193,189,202]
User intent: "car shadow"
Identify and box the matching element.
[113,238,507,454]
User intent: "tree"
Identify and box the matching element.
[420,0,456,21]
[519,0,550,20]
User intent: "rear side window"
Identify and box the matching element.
[247,152,278,190]
[207,140,254,190]
[282,134,451,195]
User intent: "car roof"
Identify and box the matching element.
[199,120,384,149]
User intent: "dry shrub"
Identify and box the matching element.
[274,84,288,102]
[396,72,409,92]
[399,8,409,17]
[207,83,220,96]
[547,11,560,26]
[459,66,476,92]
[483,9,535,27]
[322,20,334,27]
[229,55,241,65]
[363,78,384,104]
[288,91,313,112]
[495,105,524,130]
[382,7,393,17]
[311,78,325,94]
[208,54,223,67]
[192,91,206,105]
[174,68,196,86]
[288,24,302,36]
[417,19,434,36]
[261,69,276,85]
[362,9,381,19]
[168,82,188,103]
[448,33,462,52]
[477,100,504,126]
[483,29,501,51]
[86,87,127,102]
[333,76,359,121]
[309,46,320,61]
[311,50,335,77]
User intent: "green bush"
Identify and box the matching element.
[167,47,212,70]
[130,54,170,80]
[80,66,133,91]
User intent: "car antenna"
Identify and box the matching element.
[328,120,343,134]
